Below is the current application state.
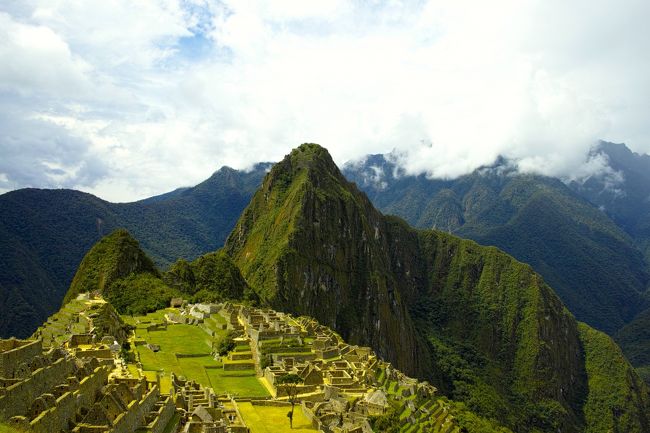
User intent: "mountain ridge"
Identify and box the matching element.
[342,149,650,334]
[224,143,650,432]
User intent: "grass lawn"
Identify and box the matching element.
[123,308,177,327]
[135,324,213,389]
[205,368,269,397]
[143,324,213,355]
[177,356,212,387]
[133,322,268,397]
[237,402,317,433]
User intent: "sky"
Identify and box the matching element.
[0,0,649,202]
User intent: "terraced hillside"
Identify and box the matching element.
[4,295,488,432]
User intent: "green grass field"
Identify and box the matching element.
[237,402,317,433]
[123,308,176,327]
[132,321,268,397]
[143,324,214,354]
[205,368,268,397]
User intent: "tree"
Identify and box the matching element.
[217,330,236,356]
[277,373,303,428]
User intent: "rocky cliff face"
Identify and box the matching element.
[225,143,650,432]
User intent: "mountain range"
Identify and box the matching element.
[2,141,650,382]
[56,143,650,432]
[0,164,269,338]
[343,146,650,335]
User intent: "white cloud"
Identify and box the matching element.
[0,12,91,96]
[0,0,649,201]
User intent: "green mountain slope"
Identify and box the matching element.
[580,323,650,432]
[63,228,175,312]
[164,250,257,303]
[63,229,251,316]
[226,144,427,376]
[343,155,650,334]
[0,164,268,338]
[225,143,650,432]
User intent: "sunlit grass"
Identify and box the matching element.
[237,402,317,433]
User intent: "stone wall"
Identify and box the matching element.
[27,366,110,433]
[0,356,76,419]
[0,339,42,379]
[149,396,176,433]
[111,385,160,433]
[223,362,255,371]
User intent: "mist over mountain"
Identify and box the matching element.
[342,145,650,335]
[3,141,650,375]
[570,141,650,261]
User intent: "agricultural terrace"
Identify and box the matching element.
[123,308,269,397]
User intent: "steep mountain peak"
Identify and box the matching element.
[226,143,423,375]
[63,228,158,304]
[226,143,650,431]
[264,143,344,190]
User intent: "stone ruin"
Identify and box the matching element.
[171,373,249,433]
[0,337,175,433]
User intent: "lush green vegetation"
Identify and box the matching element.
[226,143,650,432]
[0,424,23,433]
[0,164,269,338]
[164,250,257,303]
[216,330,236,355]
[64,229,159,303]
[616,308,650,377]
[445,400,514,433]
[369,409,401,433]
[63,230,256,317]
[105,273,179,315]
[579,323,650,432]
[343,153,650,335]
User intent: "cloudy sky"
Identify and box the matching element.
[1,0,649,202]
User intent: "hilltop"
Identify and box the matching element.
[62,228,253,316]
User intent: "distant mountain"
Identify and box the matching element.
[343,153,650,335]
[570,142,650,381]
[570,141,650,262]
[225,143,650,432]
[0,164,269,338]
